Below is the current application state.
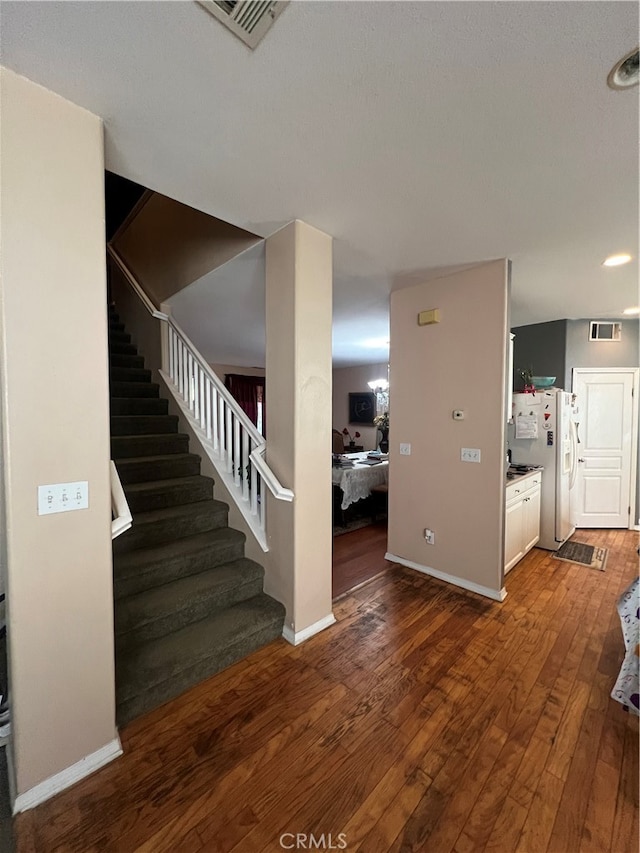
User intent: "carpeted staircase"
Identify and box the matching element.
[109,307,285,726]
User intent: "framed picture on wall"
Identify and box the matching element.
[348,392,376,425]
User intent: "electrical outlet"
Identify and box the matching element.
[38,481,89,515]
[461,448,481,463]
[424,528,435,544]
[399,443,411,456]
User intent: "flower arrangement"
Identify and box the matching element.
[373,412,389,431]
[342,427,361,444]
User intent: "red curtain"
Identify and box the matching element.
[224,374,265,432]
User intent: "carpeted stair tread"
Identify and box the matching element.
[109,330,132,344]
[111,433,190,458]
[110,414,179,436]
[114,453,201,484]
[113,499,229,553]
[110,397,169,416]
[123,475,214,513]
[109,342,138,356]
[113,527,246,598]
[110,381,160,398]
[115,558,266,647]
[116,593,285,707]
[110,354,145,369]
[110,366,152,383]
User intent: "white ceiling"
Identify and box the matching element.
[2,1,638,368]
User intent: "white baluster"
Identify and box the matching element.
[168,326,174,381]
[212,386,219,451]
[234,418,241,487]
[226,406,233,473]
[205,378,212,440]
[259,477,265,532]
[242,430,249,500]
[199,369,206,429]
[179,342,185,398]
[171,329,177,386]
[220,395,226,459]
[173,329,178,386]
[193,363,200,421]
[250,445,258,516]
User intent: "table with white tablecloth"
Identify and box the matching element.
[332,452,389,510]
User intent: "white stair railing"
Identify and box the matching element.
[110,460,132,539]
[107,246,293,552]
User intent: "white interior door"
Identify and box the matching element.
[572,369,637,528]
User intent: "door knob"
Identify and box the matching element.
[578,458,585,463]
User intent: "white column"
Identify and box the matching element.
[265,221,334,640]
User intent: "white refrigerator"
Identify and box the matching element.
[508,389,578,550]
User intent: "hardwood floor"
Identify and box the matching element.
[332,520,390,599]
[15,528,639,852]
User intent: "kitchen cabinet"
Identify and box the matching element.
[504,470,542,574]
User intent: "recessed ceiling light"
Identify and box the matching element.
[602,253,632,267]
[623,306,640,315]
[608,47,639,90]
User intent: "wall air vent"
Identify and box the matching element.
[196,0,288,49]
[589,321,622,342]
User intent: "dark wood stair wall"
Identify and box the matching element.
[108,305,285,726]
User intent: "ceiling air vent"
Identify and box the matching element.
[196,0,288,49]
[589,321,622,342]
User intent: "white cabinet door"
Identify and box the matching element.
[523,484,541,553]
[505,498,525,574]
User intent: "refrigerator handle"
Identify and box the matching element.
[569,420,578,489]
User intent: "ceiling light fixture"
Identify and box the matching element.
[607,47,639,90]
[602,253,632,267]
[623,306,640,315]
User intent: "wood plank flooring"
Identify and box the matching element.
[332,520,389,599]
[15,528,639,852]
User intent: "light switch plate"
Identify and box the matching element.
[461,448,481,463]
[38,481,89,515]
[399,443,411,456]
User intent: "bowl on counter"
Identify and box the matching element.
[532,376,556,388]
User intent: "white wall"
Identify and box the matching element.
[0,68,118,803]
[387,260,509,599]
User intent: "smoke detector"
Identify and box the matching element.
[607,47,639,90]
[196,1,288,49]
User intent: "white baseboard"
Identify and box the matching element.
[13,736,122,814]
[282,613,336,646]
[385,552,507,602]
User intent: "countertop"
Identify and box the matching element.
[505,467,543,488]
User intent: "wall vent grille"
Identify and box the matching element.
[589,321,622,341]
[196,0,288,49]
